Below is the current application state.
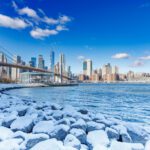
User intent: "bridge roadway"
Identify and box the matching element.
[0,62,72,80]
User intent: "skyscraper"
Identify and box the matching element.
[38,55,44,69]
[102,63,112,77]
[30,57,36,67]
[112,66,119,74]
[50,51,55,72]
[83,59,92,79]
[59,53,66,82]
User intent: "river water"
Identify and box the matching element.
[8,83,150,125]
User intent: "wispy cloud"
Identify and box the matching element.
[30,28,58,39]
[0,14,29,29]
[130,61,144,67]
[139,55,150,60]
[112,53,130,59]
[77,55,85,61]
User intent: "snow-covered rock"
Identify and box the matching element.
[30,139,64,150]
[124,123,150,144]
[145,140,150,150]
[80,144,88,150]
[2,113,17,128]
[0,138,23,150]
[87,130,109,149]
[50,124,70,140]
[52,110,63,120]
[70,128,87,144]
[111,125,132,142]
[110,140,144,150]
[64,134,81,149]
[71,119,87,132]
[87,121,105,132]
[56,118,70,126]
[32,120,54,135]
[105,127,119,140]
[20,133,49,149]
[11,116,34,133]
[0,126,14,141]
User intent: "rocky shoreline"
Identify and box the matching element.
[0,85,150,150]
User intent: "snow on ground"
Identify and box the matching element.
[0,84,150,150]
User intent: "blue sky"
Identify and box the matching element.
[0,0,150,73]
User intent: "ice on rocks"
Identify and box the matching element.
[70,128,87,144]
[19,133,49,149]
[32,120,54,135]
[110,140,144,150]
[145,140,150,150]
[0,126,14,141]
[10,116,34,133]
[124,123,150,144]
[87,121,105,132]
[87,130,110,149]
[64,134,81,149]
[0,138,23,150]
[50,124,70,140]
[71,119,87,132]
[52,110,64,120]
[30,138,64,150]
[56,118,71,126]
[105,127,119,140]
[111,124,132,142]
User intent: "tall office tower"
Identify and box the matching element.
[50,51,55,72]
[11,55,22,81]
[83,59,92,79]
[38,55,44,69]
[0,52,8,79]
[67,66,71,77]
[59,53,66,82]
[112,66,119,74]
[102,63,112,77]
[31,57,36,67]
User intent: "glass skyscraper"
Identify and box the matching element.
[50,51,55,72]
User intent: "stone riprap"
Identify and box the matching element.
[0,87,150,150]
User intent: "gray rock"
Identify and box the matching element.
[105,127,119,140]
[11,116,34,133]
[78,109,88,115]
[71,119,87,132]
[70,128,87,144]
[64,134,81,150]
[50,124,70,140]
[87,121,105,132]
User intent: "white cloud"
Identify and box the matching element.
[0,14,29,29]
[43,17,59,25]
[18,7,39,19]
[112,53,130,59]
[139,55,150,60]
[59,15,72,24]
[30,28,58,39]
[56,25,68,31]
[131,61,144,67]
[77,56,85,60]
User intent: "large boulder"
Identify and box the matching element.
[87,130,109,149]
[124,123,150,144]
[0,126,14,141]
[50,124,70,140]
[11,116,34,133]
[0,138,23,150]
[30,139,64,150]
[87,121,105,132]
[105,127,119,140]
[32,120,54,135]
[111,125,132,142]
[20,133,49,149]
[64,134,81,150]
[70,128,87,144]
[110,140,144,150]
[71,119,87,132]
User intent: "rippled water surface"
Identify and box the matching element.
[8,83,150,124]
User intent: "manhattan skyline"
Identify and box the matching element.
[0,0,150,74]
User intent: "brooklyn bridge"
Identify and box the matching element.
[0,45,73,84]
